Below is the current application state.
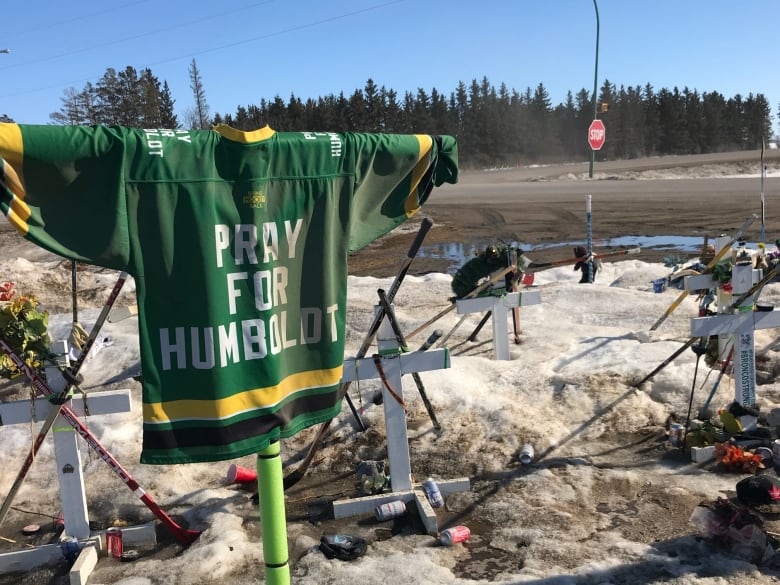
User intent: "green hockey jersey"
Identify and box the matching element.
[0,123,458,464]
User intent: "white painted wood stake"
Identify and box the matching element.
[455,289,541,360]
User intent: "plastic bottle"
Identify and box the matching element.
[423,477,444,508]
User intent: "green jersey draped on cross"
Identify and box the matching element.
[0,123,458,464]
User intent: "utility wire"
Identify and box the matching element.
[0,0,278,73]
[0,0,405,101]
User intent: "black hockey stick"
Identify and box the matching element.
[377,288,441,430]
[283,218,433,490]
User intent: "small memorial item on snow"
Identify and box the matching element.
[319,534,368,561]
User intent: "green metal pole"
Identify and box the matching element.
[257,441,290,585]
[588,0,600,179]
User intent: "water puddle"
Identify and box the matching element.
[418,235,711,267]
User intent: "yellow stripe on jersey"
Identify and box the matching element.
[404,134,434,217]
[214,124,275,143]
[0,158,30,234]
[142,365,343,424]
[0,124,24,181]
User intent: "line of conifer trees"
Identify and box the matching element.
[42,67,775,170]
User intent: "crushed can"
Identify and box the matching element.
[423,477,444,508]
[106,527,123,559]
[440,525,470,546]
[60,536,82,564]
[374,500,406,521]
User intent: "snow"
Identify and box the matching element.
[2,238,780,583]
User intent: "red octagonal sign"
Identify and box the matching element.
[588,119,606,151]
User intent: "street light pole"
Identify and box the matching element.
[588,0,600,179]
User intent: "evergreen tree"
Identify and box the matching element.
[46,64,775,169]
[95,68,123,125]
[363,79,381,132]
[117,66,141,126]
[188,59,210,129]
[158,81,179,128]
[347,89,367,130]
[641,84,661,156]
[743,93,771,149]
[380,86,405,133]
[702,91,727,152]
[683,87,705,154]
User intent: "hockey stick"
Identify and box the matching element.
[761,136,766,243]
[467,311,492,342]
[507,248,521,343]
[0,271,128,528]
[377,288,441,430]
[649,215,757,331]
[109,304,138,323]
[283,218,433,490]
[407,264,516,343]
[632,336,698,388]
[728,263,780,311]
[436,265,517,347]
[698,347,734,419]
[0,334,201,544]
[525,247,640,272]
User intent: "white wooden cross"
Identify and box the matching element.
[455,288,542,360]
[686,263,780,407]
[332,308,469,535]
[0,339,155,581]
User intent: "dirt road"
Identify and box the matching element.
[2,149,780,277]
[348,148,780,276]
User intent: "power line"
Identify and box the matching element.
[1,1,154,42]
[0,0,405,102]
[0,0,278,73]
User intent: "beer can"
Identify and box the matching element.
[439,525,470,546]
[374,500,406,521]
[519,444,535,465]
[423,477,444,508]
[668,423,684,447]
[106,527,123,559]
[60,536,82,564]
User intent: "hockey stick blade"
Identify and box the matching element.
[0,337,200,544]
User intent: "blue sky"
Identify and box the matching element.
[2,0,779,133]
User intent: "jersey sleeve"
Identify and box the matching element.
[347,133,458,252]
[0,123,133,271]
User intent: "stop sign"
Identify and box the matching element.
[588,119,606,151]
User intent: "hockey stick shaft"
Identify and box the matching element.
[633,337,698,388]
[408,264,516,342]
[698,347,734,419]
[526,247,640,272]
[0,336,200,544]
[377,288,441,430]
[436,265,517,347]
[283,219,432,489]
[467,311,492,342]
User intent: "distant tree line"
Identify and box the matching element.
[13,65,775,170]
